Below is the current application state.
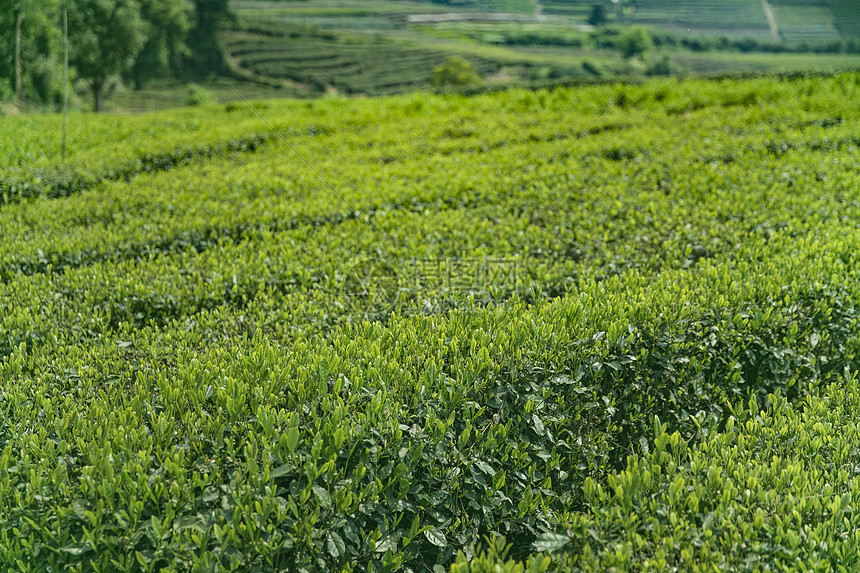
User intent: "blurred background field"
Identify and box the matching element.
[4,0,860,113]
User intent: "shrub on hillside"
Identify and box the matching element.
[646,55,678,76]
[617,26,653,59]
[431,56,484,89]
[186,83,217,106]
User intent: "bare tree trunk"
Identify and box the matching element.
[14,5,23,100]
[93,78,105,112]
[62,5,68,164]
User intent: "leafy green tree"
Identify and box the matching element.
[431,56,483,89]
[0,0,61,103]
[588,4,607,27]
[646,54,676,76]
[617,25,653,59]
[185,0,234,76]
[127,0,191,89]
[67,0,147,111]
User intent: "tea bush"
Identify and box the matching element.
[1,72,859,571]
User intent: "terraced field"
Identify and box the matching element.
[2,73,860,570]
[631,0,772,38]
[224,23,499,95]
[219,0,860,100]
[832,0,860,38]
[769,2,841,44]
[540,0,860,41]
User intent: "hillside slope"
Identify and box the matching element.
[222,0,860,97]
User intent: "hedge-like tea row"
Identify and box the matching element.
[455,376,860,571]
[3,223,860,571]
[0,133,276,206]
[2,86,857,287]
[0,72,859,571]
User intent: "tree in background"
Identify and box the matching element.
[185,0,234,76]
[0,0,61,103]
[588,4,607,27]
[67,0,147,111]
[431,56,483,89]
[617,25,653,58]
[127,0,191,90]
[1,0,234,109]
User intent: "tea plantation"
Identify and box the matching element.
[1,72,860,571]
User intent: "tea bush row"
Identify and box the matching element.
[1,72,859,571]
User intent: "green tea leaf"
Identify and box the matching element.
[476,461,495,476]
[534,532,571,552]
[424,528,447,547]
[327,532,345,558]
[270,464,292,479]
[285,428,299,453]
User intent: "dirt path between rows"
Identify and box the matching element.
[760,0,781,40]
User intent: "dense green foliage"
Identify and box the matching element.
[68,0,149,112]
[1,73,860,571]
[0,0,230,110]
[453,379,860,570]
[431,56,484,88]
[0,0,62,102]
[126,0,191,90]
[185,0,233,76]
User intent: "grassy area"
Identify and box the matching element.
[484,0,538,14]
[770,2,841,43]
[632,0,771,38]
[107,79,299,113]
[539,0,595,19]
[671,50,860,74]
